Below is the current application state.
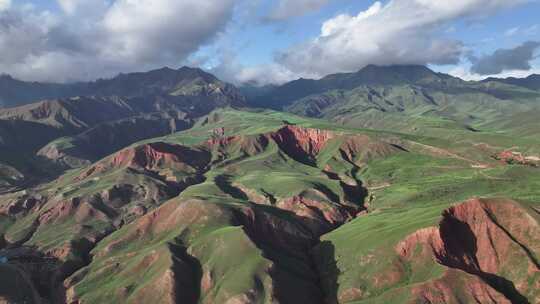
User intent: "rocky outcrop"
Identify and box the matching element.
[494,150,539,167]
[276,196,356,236]
[271,126,334,165]
[396,198,540,303]
[410,269,510,304]
[78,142,211,181]
[0,194,45,217]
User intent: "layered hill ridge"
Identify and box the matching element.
[246,64,466,109]
[247,64,540,108]
[484,74,540,91]
[0,74,87,108]
[0,67,244,160]
[0,66,245,109]
[1,108,538,303]
[0,66,244,131]
[0,67,246,192]
[77,142,211,182]
[37,112,192,168]
[0,63,539,304]
[245,65,540,142]
[0,111,402,303]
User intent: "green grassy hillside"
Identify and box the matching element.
[248,65,540,145]
[1,108,538,303]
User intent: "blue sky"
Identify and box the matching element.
[226,1,534,67]
[0,0,539,84]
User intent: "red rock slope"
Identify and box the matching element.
[396,198,539,303]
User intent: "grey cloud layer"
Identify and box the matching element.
[0,0,235,82]
[0,0,535,84]
[470,41,540,75]
[267,0,331,20]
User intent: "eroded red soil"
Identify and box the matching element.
[77,142,210,180]
[396,198,539,303]
[494,150,539,167]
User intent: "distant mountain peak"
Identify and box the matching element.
[482,73,540,90]
[153,66,175,72]
[178,65,202,72]
[360,64,433,72]
[0,74,14,80]
[356,64,440,80]
[247,64,464,109]
[177,66,218,81]
[0,66,244,108]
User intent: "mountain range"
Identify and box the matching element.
[0,65,539,304]
[0,67,244,108]
[0,67,245,189]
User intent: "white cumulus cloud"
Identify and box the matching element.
[0,0,10,11]
[449,65,540,81]
[276,0,526,78]
[0,0,235,82]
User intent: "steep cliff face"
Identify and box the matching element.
[313,197,540,304]
[268,125,402,167]
[271,125,334,165]
[396,198,540,303]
